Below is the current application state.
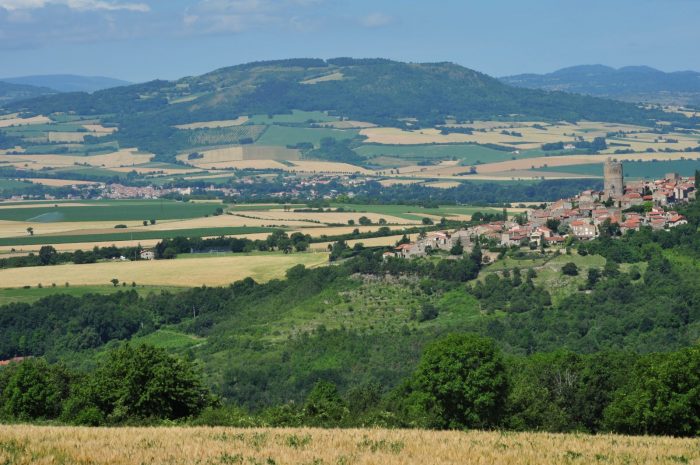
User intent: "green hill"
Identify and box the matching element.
[3,58,686,161]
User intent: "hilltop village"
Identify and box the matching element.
[391,159,696,259]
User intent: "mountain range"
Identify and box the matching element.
[501,65,700,106]
[0,75,131,105]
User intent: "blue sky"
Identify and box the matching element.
[0,0,698,82]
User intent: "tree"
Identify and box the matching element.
[422,217,434,225]
[38,245,57,266]
[26,227,34,236]
[561,262,579,276]
[604,347,700,436]
[149,219,156,225]
[586,268,601,288]
[143,220,148,226]
[358,216,372,226]
[0,358,71,421]
[110,278,119,287]
[449,242,464,256]
[69,344,212,423]
[347,219,355,226]
[303,381,347,426]
[413,334,508,429]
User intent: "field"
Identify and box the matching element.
[0,200,224,222]
[0,284,185,305]
[537,159,700,179]
[0,252,328,288]
[0,426,698,465]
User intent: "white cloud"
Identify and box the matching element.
[360,11,392,28]
[0,0,150,12]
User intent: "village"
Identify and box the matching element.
[390,159,696,259]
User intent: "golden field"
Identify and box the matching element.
[0,148,154,169]
[174,117,249,129]
[0,253,328,288]
[1,426,699,465]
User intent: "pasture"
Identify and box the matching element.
[0,284,185,306]
[0,252,328,288]
[0,425,697,465]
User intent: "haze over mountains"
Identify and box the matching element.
[0,75,131,105]
[502,65,700,107]
[4,58,684,161]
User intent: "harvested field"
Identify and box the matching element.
[378,179,425,187]
[0,253,328,288]
[195,159,288,170]
[0,148,153,169]
[300,71,345,84]
[47,131,86,143]
[22,178,98,187]
[82,123,118,134]
[0,425,698,465]
[0,115,50,128]
[360,127,475,144]
[174,117,249,129]
[311,233,419,250]
[313,120,377,129]
[424,181,462,189]
[287,160,371,174]
[235,211,418,225]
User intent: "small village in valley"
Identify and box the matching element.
[390,159,696,259]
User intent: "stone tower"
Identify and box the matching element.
[604,158,624,199]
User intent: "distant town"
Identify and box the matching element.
[390,159,696,259]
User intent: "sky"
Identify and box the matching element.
[0,0,699,82]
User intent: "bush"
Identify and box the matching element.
[561,262,579,276]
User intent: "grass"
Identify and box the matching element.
[255,125,358,146]
[536,159,700,179]
[0,284,185,305]
[247,110,338,124]
[130,329,205,351]
[0,200,226,222]
[330,203,498,221]
[0,179,32,191]
[1,425,699,465]
[357,143,524,166]
[0,252,329,288]
[0,226,271,247]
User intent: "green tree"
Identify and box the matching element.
[110,278,119,287]
[0,358,71,421]
[449,242,464,256]
[561,262,578,276]
[413,334,508,429]
[303,381,348,426]
[38,245,57,266]
[70,344,212,424]
[604,347,700,436]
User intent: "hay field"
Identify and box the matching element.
[0,253,328,288]
[22,178,97,187]
[311,233,419,250]
[174,117,249,129]
[82,123,117,134]
[236,211,418,225]
[1,425,698,465]
[313,120,377,129]
[424,181,462,189]
[360,127,475,144]
[0,148,153,169]
[287,160,371,174]
[0,115,50,128]
[47,131,86,143]
[300,71,345,84]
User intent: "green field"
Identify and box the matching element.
[247,110,338,124]
[0,200,226,222]
[255,125,358,146]
[356,143,521,166]
[0,284,186,305]
[0,179,33,191]
[331,203,499,221]
[0,226,271,246]
[536,159,700,179]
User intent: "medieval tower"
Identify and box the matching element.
[604,158,624,199]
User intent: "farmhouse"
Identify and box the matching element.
[140,249,156,260]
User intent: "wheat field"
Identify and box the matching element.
[0,253,328,288]
[0,425,698,465]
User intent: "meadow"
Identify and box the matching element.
[537,159,700,179]
[0,425,698,465]
[0,284,185,305]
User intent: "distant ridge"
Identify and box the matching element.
[0,81,57,105]
[501,65,700,106]
[1,74,132,93]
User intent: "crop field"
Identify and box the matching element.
[357,143,521,166]
[0,252,328,288]
[0,284,185,305]
[0,226,270,247]
[0,426,697,465]
[537,159,700,179]
[184,125,267,146]
[174,117,249,129]
[234,210,417,225]
[255,125,358,146]
[247,110,338,124]
[0,148,153,170]
[0,200,225,222]
[329,204,497,221]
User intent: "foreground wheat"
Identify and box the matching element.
[1,425,699,465]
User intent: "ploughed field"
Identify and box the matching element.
[0,425,698,465]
